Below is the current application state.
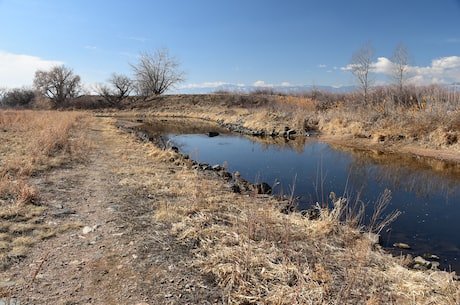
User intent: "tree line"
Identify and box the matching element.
[0,43,456,109]
[0,48,185,108]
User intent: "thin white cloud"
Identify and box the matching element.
[280,82,292,87]
[0,50,63,88]
[119,36,148,42]
[318,64,327,68]
[253,80,274,87]
[181,81,234,89]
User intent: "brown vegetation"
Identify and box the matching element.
[124,85,459,163]
[0,110,88,270]
[1,84,459,303]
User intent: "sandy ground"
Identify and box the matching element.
[1,117,223,304]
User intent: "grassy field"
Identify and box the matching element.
[1,104,459,304]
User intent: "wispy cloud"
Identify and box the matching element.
[119,36,149,42]
[318,64,327,68]
[181,81,235,89]
[0,50,63,88]
[253,80,273,87]
[445,38,460,44]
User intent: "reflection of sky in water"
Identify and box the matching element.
[170,133,460,271]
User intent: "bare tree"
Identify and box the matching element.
[391,42,410,104]
[34,65,81,107]
[350,42,375,104]
[96,73,133,106]
[131,49,185,97]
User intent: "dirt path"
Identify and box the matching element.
[2,117,223,304]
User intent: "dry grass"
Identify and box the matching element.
[144,146,459,304]
[98,92,460,303]
[0,110,89,270]
[130,87,459,154]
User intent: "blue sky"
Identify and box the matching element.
[1,0,460,92]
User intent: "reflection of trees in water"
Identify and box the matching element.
[141,117,229,135]
[343,147,460,199]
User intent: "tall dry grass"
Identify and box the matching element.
[0,110,89,270]
[215,85,459,150]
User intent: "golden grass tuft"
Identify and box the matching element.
[11,236,34,247]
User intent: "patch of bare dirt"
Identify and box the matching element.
[1,117,223,304]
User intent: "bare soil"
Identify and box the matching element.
[1,117,223,304]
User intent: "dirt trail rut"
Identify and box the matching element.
[2,117,223,304]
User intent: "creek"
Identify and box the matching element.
[139,117,460,272]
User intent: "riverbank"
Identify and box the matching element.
[1,109,459,304]
[113,93,460,168]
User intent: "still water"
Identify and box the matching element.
[141,118,460,271]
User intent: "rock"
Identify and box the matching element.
[303,208,321,220]
[212,164,222,171]
[413,256,432,270]
[82,225,98,235]
[50,208,77,217]
[220,171,233,181]
[208,131,219,137]
[431,261,440,270]
[393,242,411,249]
[231,184,241,193]
[253,182,272,194]
[82,226,93,234]
[235,177,252,192]
[423,253,440,260]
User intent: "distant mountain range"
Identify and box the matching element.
[175,82,460,95]
[175,84,357,94]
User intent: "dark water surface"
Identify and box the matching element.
[141,118,460,271]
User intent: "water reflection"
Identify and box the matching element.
[341,147,460,200]
[136,118,460,271]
